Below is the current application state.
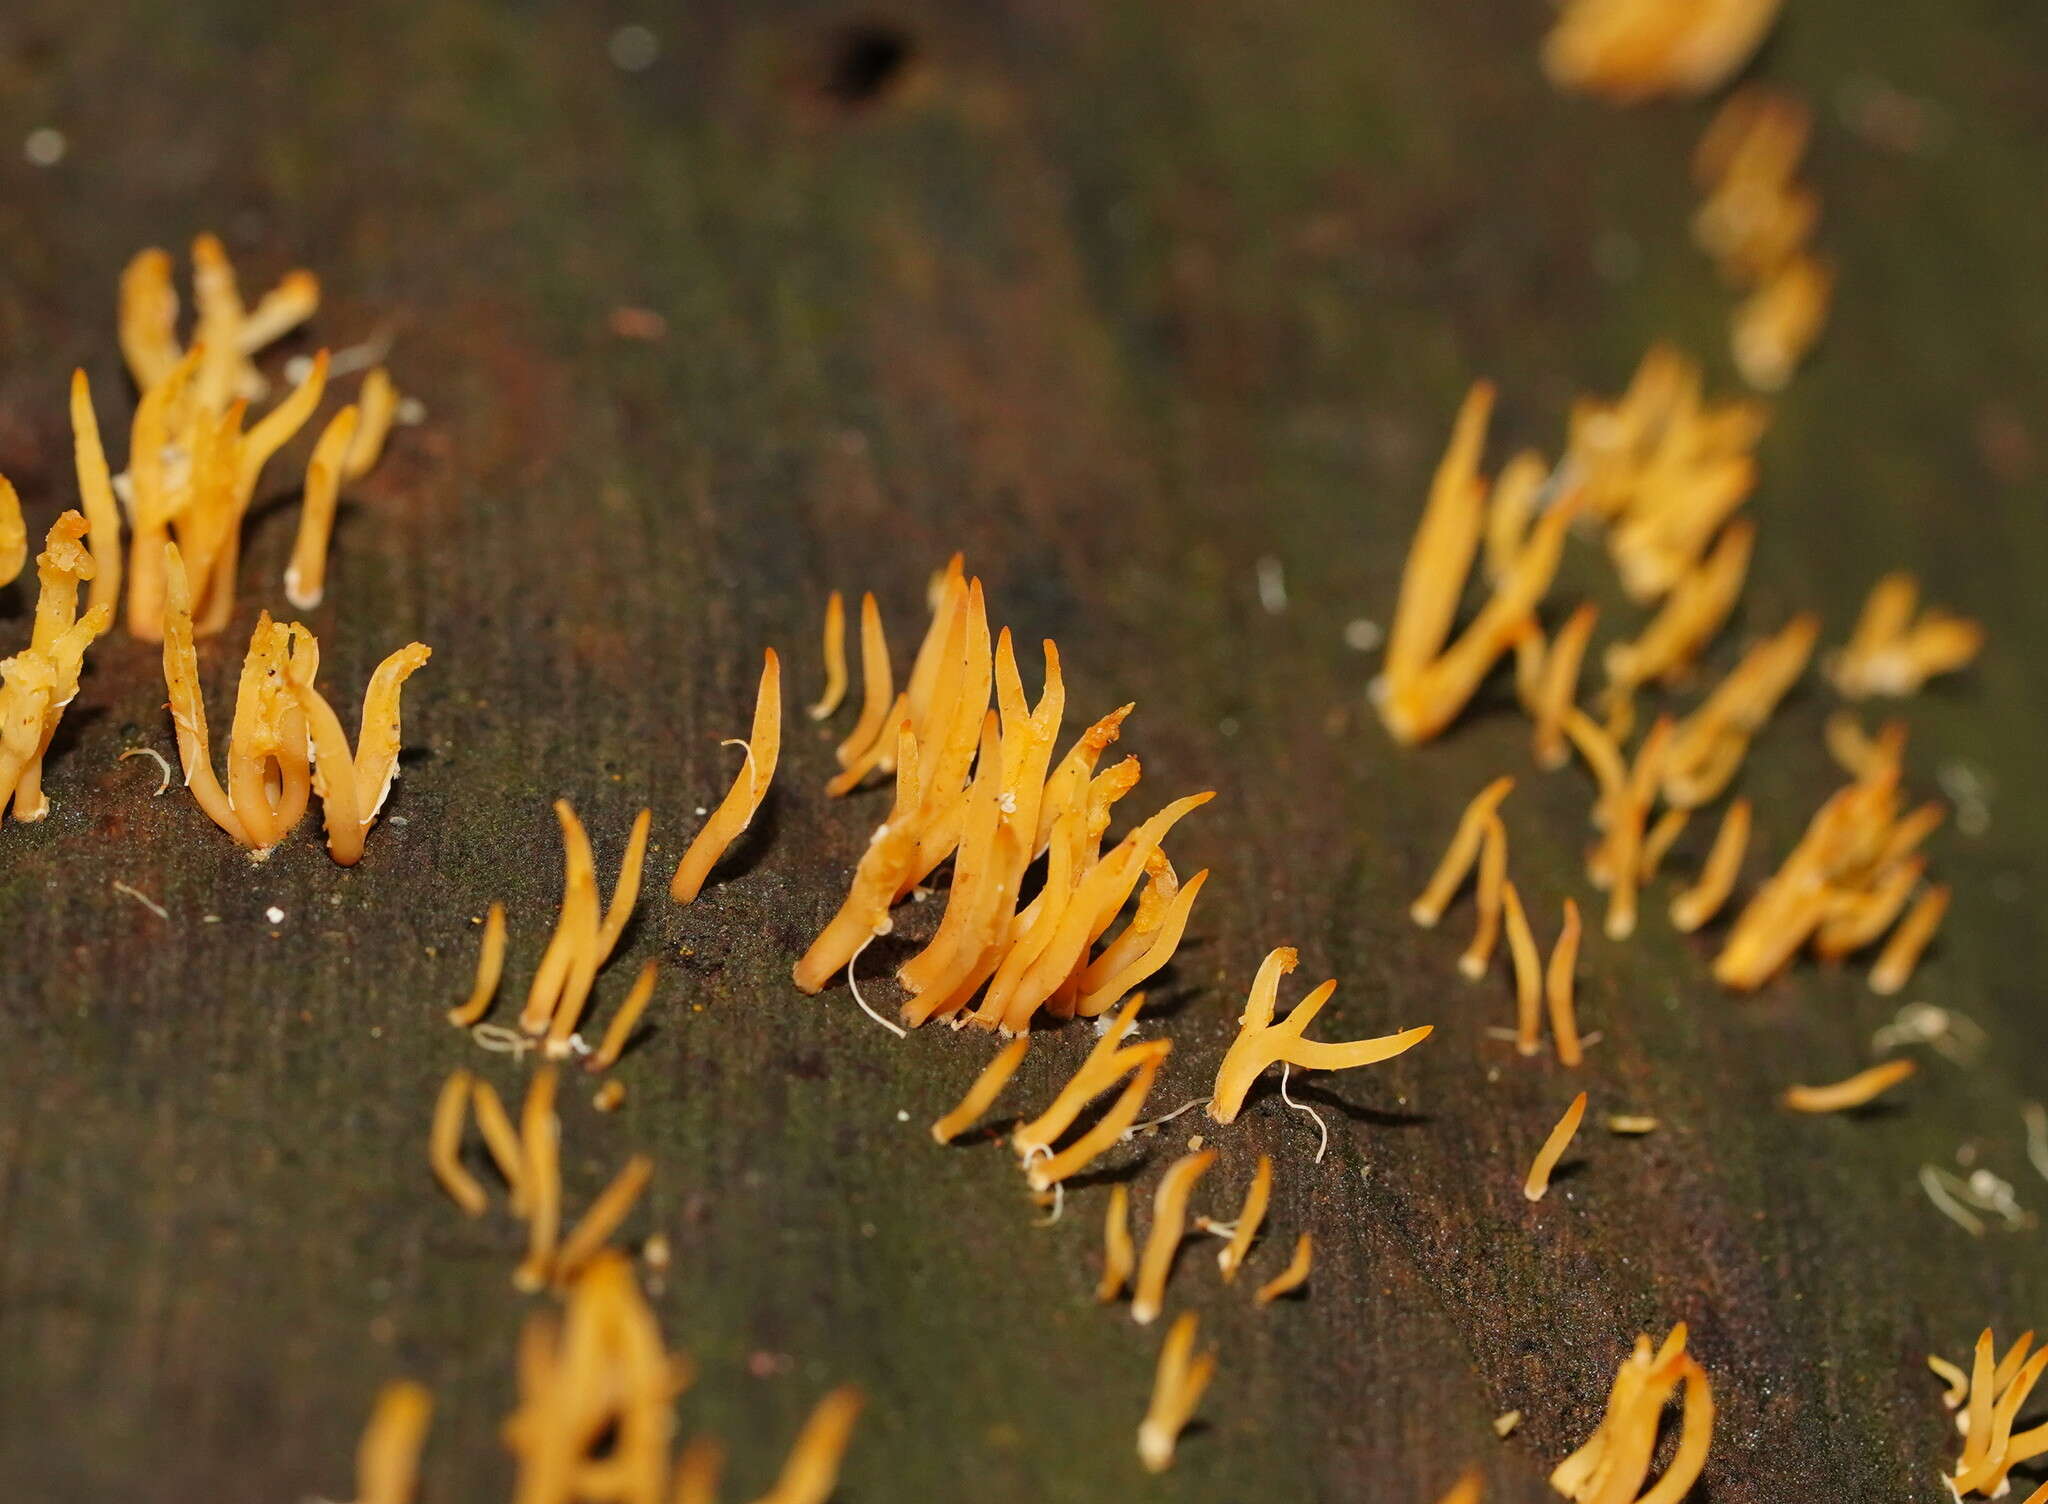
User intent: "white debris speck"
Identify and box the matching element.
[389,815,408,827]
[394,396,427,426]
[895,1109,909,1122]
[608,23,660,71]
[265,906,286,924]
[694,806,708,817]
[1218,716,1240,738]
[1255,555,1288,614]
[23,128,66,167]
[1343,618,1383,652]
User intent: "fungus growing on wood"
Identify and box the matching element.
[1605,521,1754,699]
[1870,884,1949,996]
[513,1067,562,1292]
[1543,0,1783,100]
[0,477,23,585]
[799,565,1211,1033]
[1502,882,1544,1056]
[1026,1041,1170,1192]
[0,511,114,824]
[1138,1311,1216,1474]
[587,959,660,1072]
[1412,777,1515,927]
[1550,1325,1714,1501]
[1545,900,1585,1069]
[672,648,782,903]
[351,1380,432,1504]
[1661,615,1817,809]
[553,1154,655,1287]
[1715,758,1945,991]
[931,1036,1029,1144]
[470,1078,526,1211]
[1941,1329,2048,1497]
[1376,381,1581,744]
[1216,1154,1272,1283]
[503,1252,693,1502]
[343,367,401,482]
[1563,345,1767,601]
[448,903,508,1027]
[1781,1058,1915,1113]
[754,1387,866,1504]
[429,1068,488,1217]
[1732,253,1832,393]
[515,803,652,1054]
[1830,572,1985,699]
[1524,1091,1588,1202]
[808,590,847,720]
[1436,1468,1484,1504]
[1254,1232,1313,1305]
[1131,1148,1216,1324]
[285,623,431,865]
[1209,947,1432,1124]
[283,402,360,610]
[1670,798,1749,933]
[1693,88,1817,285]
[1097,1183,1135,1303]
[1533,604,1599,771]
[1458,815,1509,979]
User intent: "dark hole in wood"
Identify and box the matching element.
[820,22,912,108]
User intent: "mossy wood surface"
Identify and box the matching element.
[2,2,2046,1500]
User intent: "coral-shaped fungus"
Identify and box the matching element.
[797,559,1212,1036]
[1542,0,1784,103]
[1376,383,1580,745]
[1208,947,1432,1124]
[1714,729,1948,992]
[109,237,403,640]
[0,511,114,823]
[671,647,781,903]
[1934,1330,2048,1497]
[1550,1324,1714,1501]
[1829,572,1984,699]
[161,542,428,863]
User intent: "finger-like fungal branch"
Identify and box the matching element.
[1670,798,1749,933]
[1544,0,1784,101]
[1458,815,1509,979]
[1502,882,1544,1057]
[470,1078,526,1212]
[1550,1324,1714,1503]
[1781,1058,1915,1113]
[1944,1329,2048,1496]
[0,511,113,823]
[1209,947,1433,1124]
[932,1036,1029,1144]
[429,1068,488,1217]
[1545,900,1585,1068]
[1870,885,1949,996]
[588,960,660,1072]
[553,1154,655,1287]
[1534,603,1600,770]
[1524,1091,1588,1203]
[1732,252,1832,393]
[1217,1155,1272,1283]
[449,904,508,1027]
[1413,778,1515,927]
[751,1387,865,1504]
[1097,1183,1136,1303]
[672,648,782,903]
[1131,1149,1216,1324]
[809,590,847,720]
[513,1067,562,1292]
[1831,572,1984,699]
[352,1379,433,1504]
[283,403,360,609]
[1138,1311,1216,1474]
[1253,1232,1313,1305]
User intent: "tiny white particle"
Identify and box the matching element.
[608,23,660,71]
[389,815,408,827]
[860,1221,876,1237]
[265,905,286,924]
[202,914,221,924]
[1342,618,1383,652]
[23,127,66,167]
[370,1026,383,1039]
[694,806,708,817]
[394,396,427,425]
[1218,716,1240,737]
